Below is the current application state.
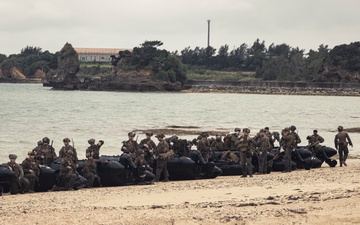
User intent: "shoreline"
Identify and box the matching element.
[1,159,360,224]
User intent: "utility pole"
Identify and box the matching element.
[207,19,211,47]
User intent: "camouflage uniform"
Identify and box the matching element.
[6,154,30,194]
[211,136,225,151]
[307,130,325,153]
[197,136,212,163]
[282,128,295,172]
[134,150,153,183]
[59,154,77,190]
[220,151,238,163]
[59,139,78,164]
[21,152,40,193]
[257,131,271,174]
[35,140,57,167]
[264,128,274,149]
[334,126,353,167]
[81,158,100,188]
[124,132,139,160]
[154,134,170,182]
[139,134,156,164]
[85,139,104,160]
[290,126,301,147]
[32,140,43,155]
[120,147,137,179]
[236,128,255,177]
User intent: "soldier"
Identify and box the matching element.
[154,133,170,182]
[211,135,225,151]
[85,138,104,161]
[59,150,77,191]
[139,132,156,164]
[224,128,241,151]
[59,138,78,166]
[5,154,30,194]
[35,137,57,167]
[134,149,153,184]
[32,140,43,155]
[264,127,275,149]
[197,133,212,163]
[290,125,301,147]
[307,130,324,153]
[281,127,295,172]
[22,151,42,193]
[123,132,139,160]
[119,144,137,179]
[334,126,353,167]
[82,152,101,188]
[257,129,271,174]
[236,128,256,177]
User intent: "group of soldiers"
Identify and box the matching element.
[3,137,104,194]
[2,125,353,194]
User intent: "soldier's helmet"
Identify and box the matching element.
[128,132,136,137]
[137,149,144,155]
[259,129,265,133]
[338,126,344,131]
[145,132,153,136]
[88,138,95,144]
[215,135,222,140]
[63,138,71,142]
[283,127,290,132]
[290,125,296,131]
[9,154,17,159]
[37,140,43,146]
[243,128,250,133]
[234,128,241,132]
[42,137,50,144]
[155,133,165,139]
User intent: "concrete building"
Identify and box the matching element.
[74,47,131,63]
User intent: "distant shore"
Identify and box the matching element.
[184,86,360,96]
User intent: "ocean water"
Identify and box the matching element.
[0,83,359,162]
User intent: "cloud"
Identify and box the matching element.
[0,0,359,55]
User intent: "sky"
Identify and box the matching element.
[0,0,359,55]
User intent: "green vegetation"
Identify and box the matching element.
[77,64,113,78]
[1,40,359,83]
[187,69,256,81]
[179,40,360,82]
[0,46,57,77]
[112,41,187,84]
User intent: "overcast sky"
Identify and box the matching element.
[1,0,359,55]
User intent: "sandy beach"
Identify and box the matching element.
[1,160,360,225]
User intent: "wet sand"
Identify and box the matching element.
[1,160,360,225]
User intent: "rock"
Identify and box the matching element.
[47,43,80,89]
[33,69,46,79]
[10,67,26,79]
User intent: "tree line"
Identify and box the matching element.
[1,40,359,82]
[178,39,360,82]
[0,46,58,77]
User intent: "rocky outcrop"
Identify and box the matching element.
[33,69,46,79]
[46,43,80,88]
